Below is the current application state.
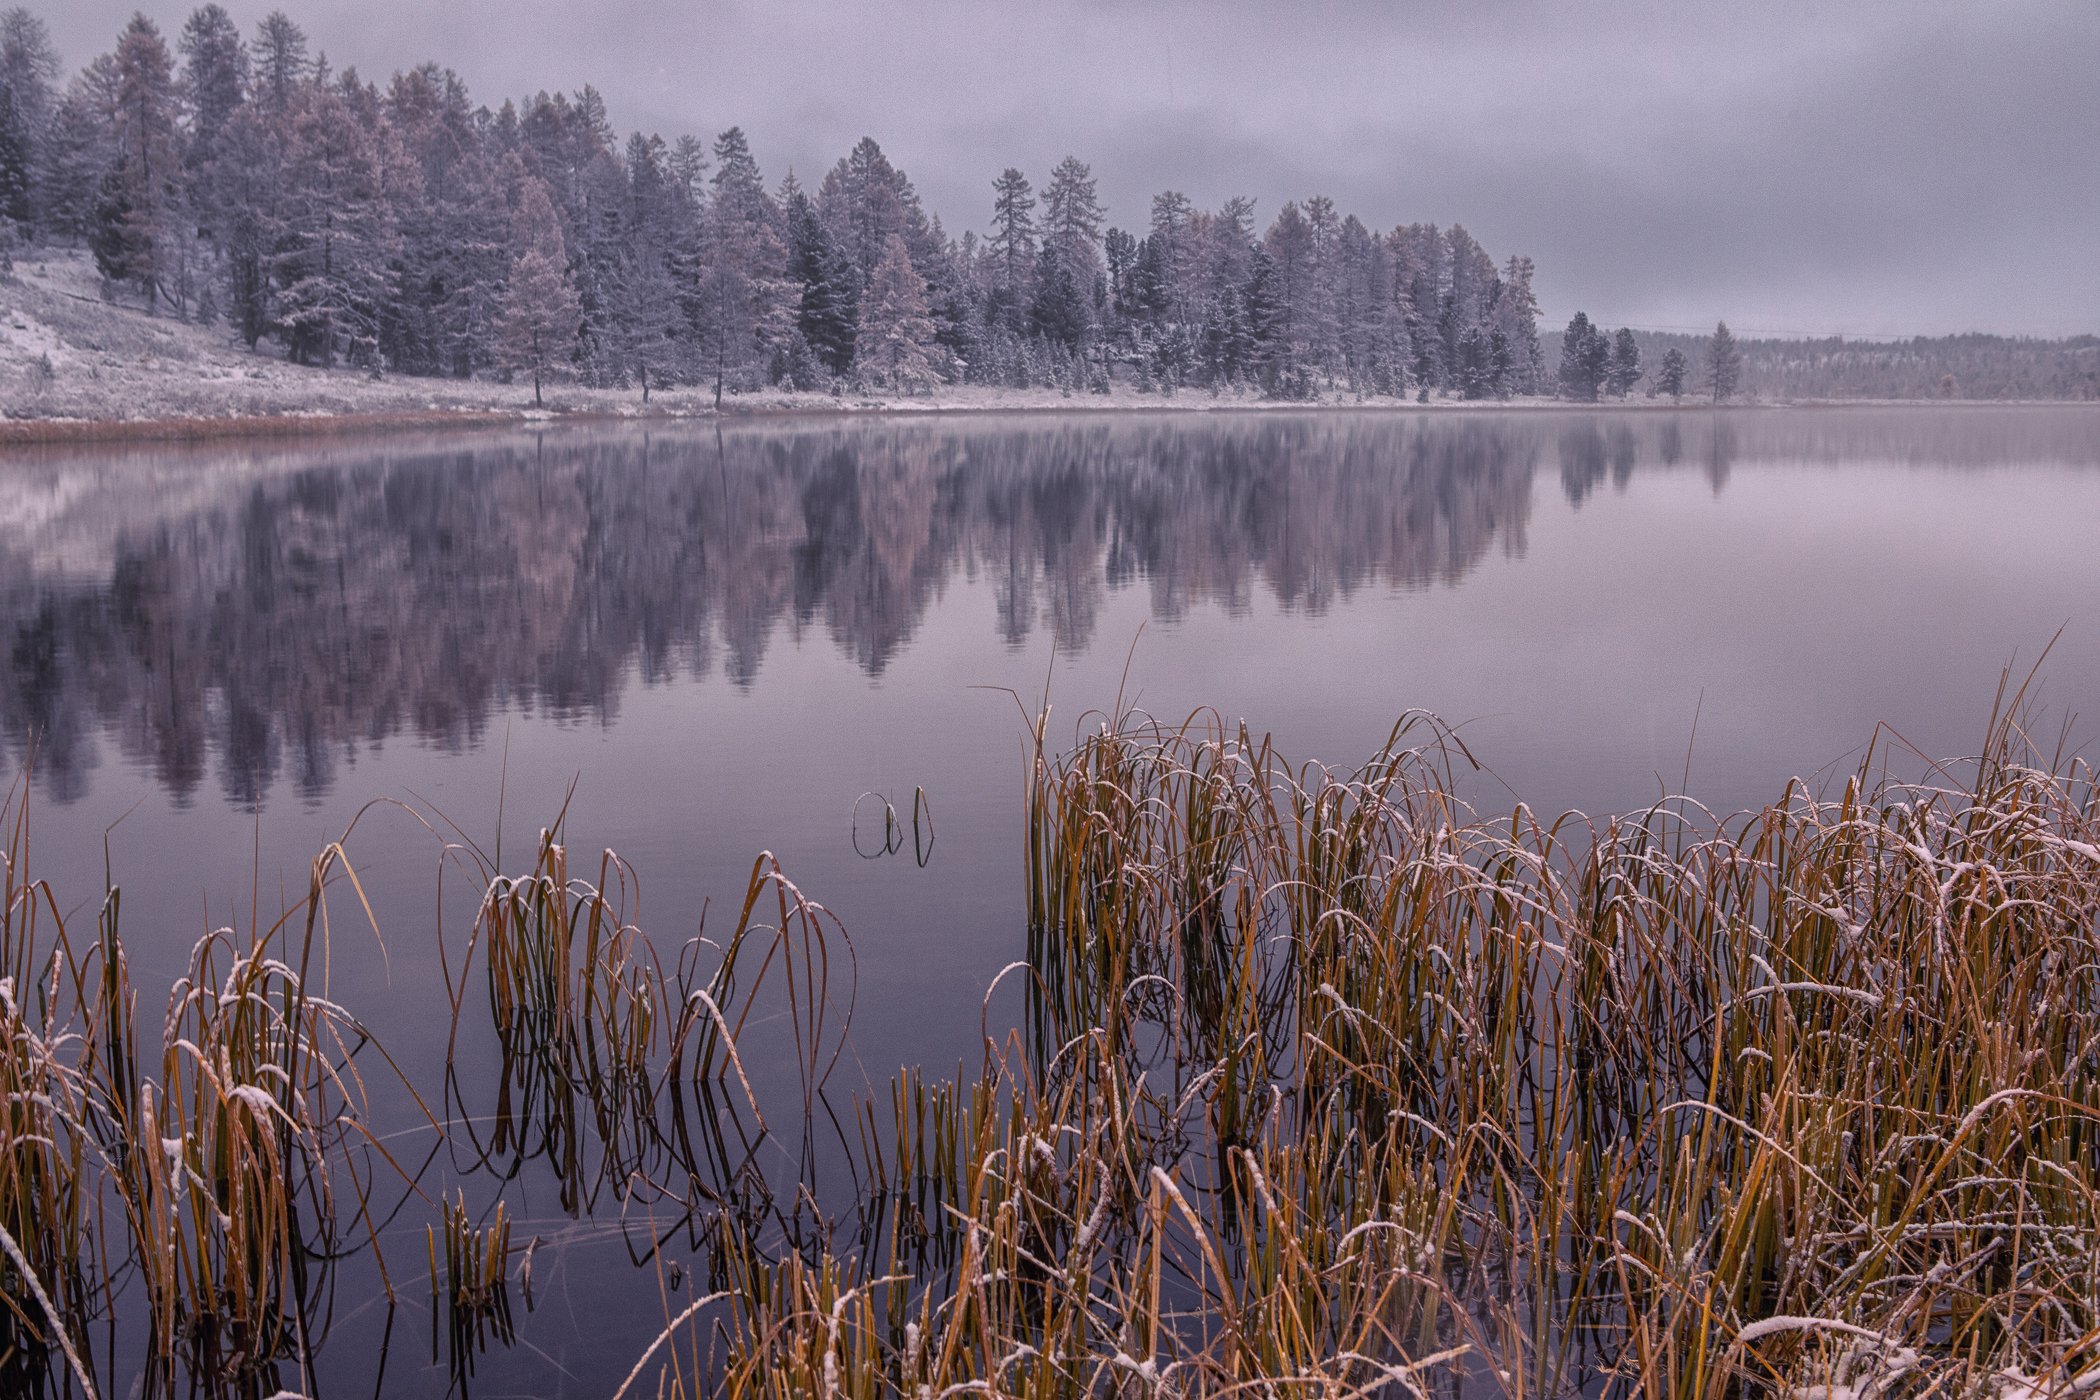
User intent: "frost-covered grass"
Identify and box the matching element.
[661,695,2100,1400]
[3,685,2098,1397]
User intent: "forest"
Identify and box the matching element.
[5,6,2095,409]
[0,4,1555,404]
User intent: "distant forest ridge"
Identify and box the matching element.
[1542,326,2100,403]
[1,6,2093,404]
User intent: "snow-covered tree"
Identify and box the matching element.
[784,179,855,375]
[1558,312,1609,401]
[250,9,308,115]
[1704,320,1742,402]
[1652,346,1689,401]
[91,16,183,308]
[819,135,929,290]
[986,165,1037,336]
[496,173,580,404]
[857,232,939,393]
[179,5,247,179]
[693,125,789,405]
[1494,255,1543,392]
[1606,326,1642,397]
[0,8,59,230]
[270,75,406,365]
[1041,154,1103,332]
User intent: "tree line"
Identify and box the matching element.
[1548,322,2098,403]
[1554,314,1740,403]
[0,5,1551,403]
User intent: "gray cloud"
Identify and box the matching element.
[41,0,2100,335]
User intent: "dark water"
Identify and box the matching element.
[3,406,2098,1392]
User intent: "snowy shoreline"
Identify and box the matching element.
[6,254,2088,450]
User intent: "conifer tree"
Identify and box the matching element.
[93,15,182,308]
[1557,312,1608,402]
[496,172,580,405]
[1041,154,1103,333]
[1243,244,1290,396]
[1606,326,1642,397]
[820,134,930,290]
[985,166,1037,336]
[250,10,308,115]
[1029,237,1087,349]
[0,72,28,230]
[1146,189,1193,324]
[1495,255,1543,391]
[0,8,58,230]
[694,125,789,406]
[1704,320,1742,402]
[179,5,247,180]
[271,74,405,365]
[1653,347,1689,401]
[858,231,938,393]
[784,182,855,374]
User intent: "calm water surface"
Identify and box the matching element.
[3,406,2097,1392]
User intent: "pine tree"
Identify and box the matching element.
[1242,244,1290,396]
[1653,347,1689,401]
[694,125,789,406]
[1146,189,1193,324]
[986,166,1035,334]
[1029,238,1087,350]
[271,75,405,366]
[179,5,248,181]
[496,173,580,405]
[250,10,308,115]
[93,15,183,308]
[1489,328,1514,399]
[605,130,681,398]
[0,8,59,230]
[1704,321,1742,402]
[1456,323,1493,399]
[784,182,855,374]
[0,75,28,230]
[858,232,938,393]
[384,63,510,376]
[1104,226,1138,322]
[1558,312,1608,402]
[1041,154,1102,336]
[1495,255,1544,392]
[205,102,279,345]
[1606,327,1642,397]
[819,134,930,291]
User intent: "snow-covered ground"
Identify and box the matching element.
[0,249,1560,433]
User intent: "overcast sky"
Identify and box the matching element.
[41,0,2100,337]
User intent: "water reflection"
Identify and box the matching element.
[0,408,2094,808]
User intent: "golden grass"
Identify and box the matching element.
[2,688,2097,1398]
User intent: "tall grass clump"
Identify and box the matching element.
[0,792,418,1398]
[631,696,2100,1400]
[5,684,2099,1399]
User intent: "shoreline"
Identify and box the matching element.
[4,393,2091,450]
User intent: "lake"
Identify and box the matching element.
[2,404,2097,1394]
